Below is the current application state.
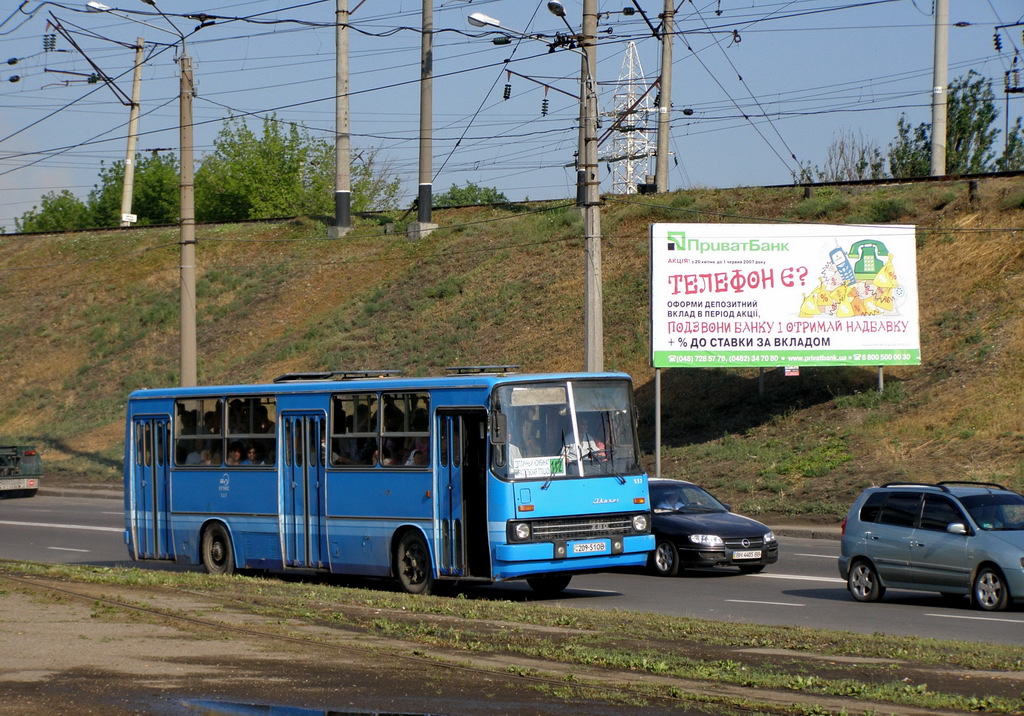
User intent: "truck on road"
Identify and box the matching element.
[0,446,42,498]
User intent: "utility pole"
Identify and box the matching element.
[581,0,603,372]
[119,37,144,227]
[179,50,197,387]
[410,0,437,240]
[329,0,351,239]
[930,0,948,176]
[654,0,673,192]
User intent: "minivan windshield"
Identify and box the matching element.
[492,379,640,480]
[959,493,1024,531]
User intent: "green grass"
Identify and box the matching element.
[5,561,1023,714]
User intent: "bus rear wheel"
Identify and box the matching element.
[396,531,434,595]
[526,573,572,597]
[202,522,235,576]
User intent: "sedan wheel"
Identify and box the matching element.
[848,560,885,602]
[649,539,680,577]
[972,567,1010,611]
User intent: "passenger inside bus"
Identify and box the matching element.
[225,442,244,466]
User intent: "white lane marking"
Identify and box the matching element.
[792,553,838,559]
[926,613,1024,624]
[47,547,90,553]
[727,599,804,607]
[751,572,845,584]
[101,511,122,515]
[0,520,121,533]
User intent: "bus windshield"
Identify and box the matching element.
[494,379,640,480]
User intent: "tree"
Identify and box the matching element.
[86,151,181,227]
[433,181,508,207]
[15,190,90,233]
[887,115,932,178]
[798,129,886,183]
[195,115,401,222]
[996,117,1024,171]
[888,71,1001,177]
[131,152,180,225]
[350,147,402,214]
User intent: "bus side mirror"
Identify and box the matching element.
[490,412,507,445]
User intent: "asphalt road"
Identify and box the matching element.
[2,492,1022,646]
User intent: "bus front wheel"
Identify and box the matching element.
[396,531,434,595]
[202,522,235,576]
[526,573,572,597]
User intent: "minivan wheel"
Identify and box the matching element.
[972,567,1010,611]
[848,560,885,602]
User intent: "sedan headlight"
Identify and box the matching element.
[688,534,724,547]
[514,522,531,540]
[632,514,649,532]
[764,531,776,543]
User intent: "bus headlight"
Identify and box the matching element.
[514,522,531,540]
[632,514,648,532]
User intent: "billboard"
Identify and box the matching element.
[650,223,920,369]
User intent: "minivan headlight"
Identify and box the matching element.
[632,514,649,532]
[689,534,724,547]
[764,530,776,543]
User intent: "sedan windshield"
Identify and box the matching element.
[959,493,1024,531]
[651,483,727,513]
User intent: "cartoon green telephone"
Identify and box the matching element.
[848,239,889,281]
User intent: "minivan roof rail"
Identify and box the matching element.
[273,370,403,383]
[938,480,1009,491]
[881,481,952,492]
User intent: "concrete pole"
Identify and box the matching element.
[179,50,197,387]
[581,0,603,372]
[329,0,351,238]
[930,0,948,176]
[410,0,437,240]
[119,37,144,227]
[654,0,673,192]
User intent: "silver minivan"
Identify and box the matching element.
[838,481,1024,611]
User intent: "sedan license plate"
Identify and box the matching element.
[572,540,606,554]
[732,550,761,560]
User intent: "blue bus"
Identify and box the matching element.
[123,368,653,595]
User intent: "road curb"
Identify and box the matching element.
[772,525,842,541]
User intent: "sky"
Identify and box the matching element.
[2,0,1023,232]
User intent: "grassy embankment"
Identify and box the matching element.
[1,178,1022,520]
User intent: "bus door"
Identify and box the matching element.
[436,410,489,578]
[282,412,327,569]
[131,415,171,559]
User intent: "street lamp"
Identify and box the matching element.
[468,1,603,372]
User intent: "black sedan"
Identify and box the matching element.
[648,478,779,576]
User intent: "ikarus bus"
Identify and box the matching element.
[123,367,654,595]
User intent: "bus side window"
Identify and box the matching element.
[225,396,276,466]
[175,398,223,466]
[330,393,378,466]
[381,392,430,467]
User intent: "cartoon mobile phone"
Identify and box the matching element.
[829,247,856,285]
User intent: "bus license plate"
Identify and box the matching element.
[733,550,761,560]
[572,541,606,554]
